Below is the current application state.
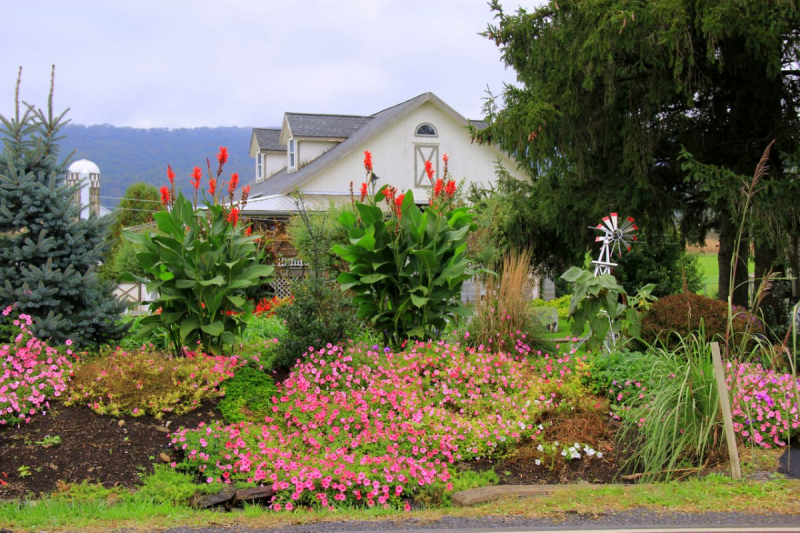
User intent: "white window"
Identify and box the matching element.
[257,152,263,181]
[289,138,296,168]
[415,123,437,137]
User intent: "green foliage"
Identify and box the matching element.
[117,313,171,352]
[614,236,704,298]
[286,201,352,274]
[584,349,656,397]
[617,333,725,481]
[640,292,765,349]
[0,71,128,348]
[274,276,359,370]
[334,186,480,346]
[475,0,800,301]
[123,192,274,356]
[218,366,277,423]
[108,238,150,281]
[415,469,499,507]
[134,465,222,505]
[561,267,655,352]
[240,313,286,344]
[531,294,571,319]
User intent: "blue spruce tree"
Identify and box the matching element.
[0,67,127,347]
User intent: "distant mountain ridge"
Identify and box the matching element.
[58,124,269,204]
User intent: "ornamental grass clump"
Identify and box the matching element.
[617,331,726,481]
[170,340,593,509]
[64,347,240,419]
[467,248,553,354]
[0,308,72,426]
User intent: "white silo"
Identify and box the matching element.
[66,159,100,219]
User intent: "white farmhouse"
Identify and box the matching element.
[245,92,527,212]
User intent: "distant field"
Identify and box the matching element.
[692,252,755,297]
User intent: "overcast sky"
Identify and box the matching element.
[1,0,541,129]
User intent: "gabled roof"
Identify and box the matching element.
[285,113,373,139]
[253,128,284,151]
[250,92,472,198]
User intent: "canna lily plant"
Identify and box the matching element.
[334,151,482,346]
[122,147,274,356]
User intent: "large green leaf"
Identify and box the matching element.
[201,321,224,336]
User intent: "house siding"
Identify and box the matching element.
[265,152,287,179]
[298,101,526,196]
[297,140,338,169]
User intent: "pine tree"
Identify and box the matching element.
[0,67,128,347]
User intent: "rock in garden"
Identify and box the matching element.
[158,453,171,463]
[189,486,237,509]
[155,426,170,433]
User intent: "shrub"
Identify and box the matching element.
[585,349,656,397]
[123,150,274,356]
[531,294,570,319]
[170,340,593,508]
[613,236,704,297]
[467,249,553,353]
[64,347,239,418]
[0,309,73,425]
[274,277,359,371]
[218,366,277,423]
[334,152,480,346]
[640,291,764,348]
[286,201,353,275]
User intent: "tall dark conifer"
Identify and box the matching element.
[0,67,127,347]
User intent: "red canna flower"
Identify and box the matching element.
[227,207,240,226]
[424,160,435,182]
[217,146,229,166]
[395,193,404,208]
[433,179,444,198]
[159,186,170,207]
[167,164,175,185]
[191,166,202,190]
[363,151,373,172]
[359,182,368,201]
[228,173,239,195]
[245,225,252,236]
[445,180,456,197]
[241,184,250,207]
[442,154,449,178]
[208,178,217,196]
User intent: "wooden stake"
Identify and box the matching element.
[711,342,741,480]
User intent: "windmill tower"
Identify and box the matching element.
[591,213,638,276]
[66,159,101,219]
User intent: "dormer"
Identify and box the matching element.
[279,112,373,173]
[249,128,286,182]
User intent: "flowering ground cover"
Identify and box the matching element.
[1,309,73,426]
[169,340,609,510]
[727,362,800,448]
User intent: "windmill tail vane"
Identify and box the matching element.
[590,212,638,276]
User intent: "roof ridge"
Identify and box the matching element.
[254,127,281,131]
[370,92,431,117]
[285,112,373,119]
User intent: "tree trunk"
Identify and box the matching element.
[753,237,781,319]
[718,212,749,307]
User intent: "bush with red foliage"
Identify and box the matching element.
[640,291,764,348]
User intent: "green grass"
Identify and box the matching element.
[2,472,797,532]
[692,253,755,298]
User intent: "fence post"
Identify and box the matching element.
[711,341,741,480]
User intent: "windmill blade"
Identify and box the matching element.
[595,236,605,242]
[610,213,618,230]
[619,216,635,232]
[602,216,615,233]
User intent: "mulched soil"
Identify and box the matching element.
[0,400,223,498]
[458,408,629,485]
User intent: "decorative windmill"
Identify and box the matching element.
[590,213,638,276]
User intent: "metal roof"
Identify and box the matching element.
[68,159,100,175]
[240,193,389,216]
[253,128,284,151]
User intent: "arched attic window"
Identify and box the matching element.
[415,123,437,137]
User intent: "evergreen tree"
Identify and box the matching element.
[476,0,800,308]
[0,67,128,347]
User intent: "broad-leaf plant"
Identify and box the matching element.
[123,148,274,356]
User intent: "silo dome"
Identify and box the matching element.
[68,159,100,176]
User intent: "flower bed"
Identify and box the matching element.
[64,348,240,419]
[728,362,800,448]
[170,340,602,509]
[1,309,73,426]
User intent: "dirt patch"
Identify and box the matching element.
[0,400,222,498]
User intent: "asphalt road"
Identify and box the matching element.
[160,510,800,533]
